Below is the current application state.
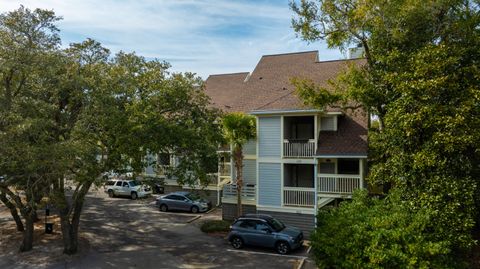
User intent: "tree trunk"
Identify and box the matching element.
[0,192,24,231]
[0,186,36,251]
[32,210,40,222]
[233,147,244,217]
[60,216,78,255]
[19,211,34,252]
[57,181,91,255]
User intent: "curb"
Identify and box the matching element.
[186,215,201,223]
[205,206,219,214]
[296,258,306,269]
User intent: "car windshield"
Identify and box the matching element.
[269,218,285,232]
[129,180,141,187]
[185,193,200,201]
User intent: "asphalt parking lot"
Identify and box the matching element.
[0,189,309,269]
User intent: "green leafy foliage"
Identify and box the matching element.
[0,6,222,254]
[312,190,465,269]
[291,0,480,267]
[369,44,480,251]
[221,112,256,150]
[221,112,256,217]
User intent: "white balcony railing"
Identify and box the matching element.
[222,183,256,201]
[204,173,220,186]
[283,139,316,157]
[218,162,231,177]
[156,164,171,176]
[317,174,361,194]
[283,187,315,207]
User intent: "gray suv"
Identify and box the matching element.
[227,214,304,254]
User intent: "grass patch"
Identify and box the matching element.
[200,220,231,233]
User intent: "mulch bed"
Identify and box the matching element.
[205,231,228,239]
[0,215,89,268]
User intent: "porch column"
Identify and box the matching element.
[359,158,364,189]
[314,157,318,227]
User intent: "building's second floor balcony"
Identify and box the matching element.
[222,183,256,204]
[283,139,316,157]
[218,162,231,177]
[283,115,315,158]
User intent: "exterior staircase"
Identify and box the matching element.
[317,197,335,208]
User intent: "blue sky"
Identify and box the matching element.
[1,0,344,78]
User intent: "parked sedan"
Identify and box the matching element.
[227,214,304,254]
[156,191,211,213]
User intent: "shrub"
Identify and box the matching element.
[200,220,231,233]
[311,190,466,269]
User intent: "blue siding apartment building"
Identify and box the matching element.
[204,51,368,235]
[144,50,368,236]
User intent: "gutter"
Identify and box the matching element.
[250,109,343,116]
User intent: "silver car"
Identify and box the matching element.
[156,191,211,213]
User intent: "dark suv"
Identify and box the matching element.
[227,214,304,254]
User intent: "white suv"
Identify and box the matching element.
[104,179,152,199]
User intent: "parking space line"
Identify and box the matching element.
[226,249,308,259]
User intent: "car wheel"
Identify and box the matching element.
[131,192,138,200]
[108,190,115,198]
[191,205,199,213]
[160,204,168,212]
[231,236,243,249]
[275,241,290,255]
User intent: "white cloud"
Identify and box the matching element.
[0,0,344,78]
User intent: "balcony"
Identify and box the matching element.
[222,183,256,204]
[283,139,316,157]
[317,174,361,195]
[218,162,231,178]
[156,164,171,176]
[282,173,362,208]
[283,187,315,207]
[283,115,315,158]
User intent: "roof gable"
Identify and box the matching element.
[204,51,365,113]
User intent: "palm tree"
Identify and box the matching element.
[221,112,256,217]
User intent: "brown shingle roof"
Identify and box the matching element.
[204,72,249,112]
[204,51,365,112]
[204,51,368,156]
[316,111,368,156]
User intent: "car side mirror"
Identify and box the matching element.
[262,228,272,234]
